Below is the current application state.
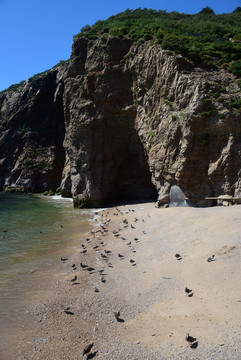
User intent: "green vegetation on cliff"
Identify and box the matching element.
[80,7,241,75]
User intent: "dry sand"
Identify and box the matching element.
[1,202,241,359]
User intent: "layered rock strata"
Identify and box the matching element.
[0,36,240,206]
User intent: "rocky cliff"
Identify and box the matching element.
[0,36,240,206]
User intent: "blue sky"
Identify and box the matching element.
[0,0,240,91]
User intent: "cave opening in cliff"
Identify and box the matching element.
[104,131,158,205]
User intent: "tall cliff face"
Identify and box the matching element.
[0,36,240,206]
[0,69,65,193]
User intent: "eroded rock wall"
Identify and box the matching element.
[0,36,240,206]
[0,69,66,192]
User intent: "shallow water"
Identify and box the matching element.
[0,192,93,329]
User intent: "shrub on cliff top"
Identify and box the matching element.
[79,8,241,73]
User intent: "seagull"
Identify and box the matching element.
[104,250,112,254]
[87,267,95,272]
[80,262,88,268]
[83,343,94,356]
[97,267,104,274]
[114,311,120,320]
[185,333,197,344]
[185,287,192,294]
[118,254,124,258]
[64,309,74,315]
[60,257,68,262]
[70,275,77,282]
[207,255,215,262]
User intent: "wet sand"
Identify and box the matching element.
[1,202,241,359]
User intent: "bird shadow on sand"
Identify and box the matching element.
[87,351,98,359]
[190,341,198,349]
[117,318,125,323]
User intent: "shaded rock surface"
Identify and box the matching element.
[0,36,240,206]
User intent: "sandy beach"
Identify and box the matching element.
[1,202,241,360]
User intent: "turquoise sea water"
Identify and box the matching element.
[0,192,93,329]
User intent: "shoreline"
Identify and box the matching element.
[1,202,241,359]
[0,195,94,350]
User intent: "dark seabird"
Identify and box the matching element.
[104,250,112,254]
[60,257,68,262]
[114,311,120,319]
[207,255,215,262]
[64,310,74,315]
[185,333,197,344]
[185,287,192,294]
[97,267,104,274]
[87,267,95,272]
[83,343,94,356]
[80,262,88,268]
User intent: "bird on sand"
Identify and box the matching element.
[97,266,104,274]
[114,311,120,320]
[83,343,94,356]
[80,249,87,254]
[87,267,95,272]
[80,262,88,268]
[70,275,77,282]
[185,333,197,344]
[104,250,112,254]
[118,254,124,258]
[185,287,192,294]
[207,255,215,262]
[60,257,68,262]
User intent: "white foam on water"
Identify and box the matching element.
[50,195,73,202]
